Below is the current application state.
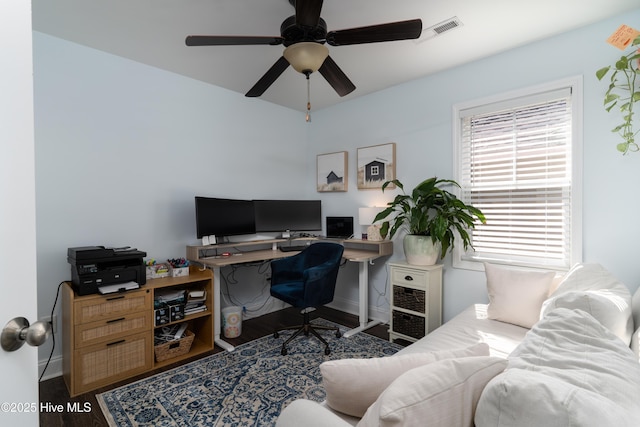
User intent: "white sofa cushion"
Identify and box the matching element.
[484,263,555,328]
[396,304,529,359]
[475,308,640,427]
[541,263,633,345]
[357,357,507,427]
[276,400,354,427]
[320,343,489,418]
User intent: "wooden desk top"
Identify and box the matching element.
[195,247,385,268]
[188,238,393,268]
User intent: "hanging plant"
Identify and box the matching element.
[596,35,640,154]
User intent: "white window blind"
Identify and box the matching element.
[454,81,582,270]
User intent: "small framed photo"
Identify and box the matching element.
[357,143,396,189]
[317,151,348,192]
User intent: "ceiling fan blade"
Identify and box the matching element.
[245,56,291,97]
[318,55,355,97]
[326,19,422,46]
[295,0,323,28]
[186,35,283,46]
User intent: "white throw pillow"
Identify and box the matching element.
[475,308,640,427]
[320,343,489,418]
[541,263,633,345]
[484,263,555,328]
[357,357,507,427]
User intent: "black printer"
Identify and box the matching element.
[67,246,147,296]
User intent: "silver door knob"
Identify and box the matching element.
[1,317,51,352]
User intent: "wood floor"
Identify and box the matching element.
[39,306,393,426]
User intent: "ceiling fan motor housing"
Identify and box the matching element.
[280,15,327,46]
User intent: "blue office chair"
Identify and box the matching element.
[270,242,344,355]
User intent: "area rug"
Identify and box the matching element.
[97,319,402,427]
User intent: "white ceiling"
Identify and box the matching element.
[32,0,638,111]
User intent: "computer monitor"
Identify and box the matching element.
[254,200,322,233]
[326,216,354,238]
[194,197,256,239]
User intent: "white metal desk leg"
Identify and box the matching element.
[213,266,234,352]
[343,260,381,337]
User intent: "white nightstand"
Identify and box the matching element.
[388,261,443,343]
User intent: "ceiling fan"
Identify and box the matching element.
[185,0,422,99]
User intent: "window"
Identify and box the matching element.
[453,77,582,271]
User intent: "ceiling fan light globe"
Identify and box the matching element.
[283,42,329,73]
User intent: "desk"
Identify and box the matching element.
[186,239,392,351]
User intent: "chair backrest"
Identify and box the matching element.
[302,242,344,270]
[301,242,344,306]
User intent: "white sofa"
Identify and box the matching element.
[276,263,640,427]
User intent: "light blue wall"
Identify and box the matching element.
[33,33,308,366]
[33,8,640,370]
[310,9,640,321]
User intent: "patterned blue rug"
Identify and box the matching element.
[97,319,402,426]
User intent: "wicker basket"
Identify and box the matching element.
[393,285,426,313]
[392,310,425,340]
[154,330,194,362]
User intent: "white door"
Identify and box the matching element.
[0,1,40,426]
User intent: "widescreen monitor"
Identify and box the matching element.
[194,197,256,239]
[254,200,322,233]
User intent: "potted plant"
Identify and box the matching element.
[374,177,486,265]
[596,35,640,154]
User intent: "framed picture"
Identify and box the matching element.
[357,143,396,189]
[317,151,348,192]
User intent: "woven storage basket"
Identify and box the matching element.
[154,330,194,362]
[392,310,425,339]
[392,285,426,313]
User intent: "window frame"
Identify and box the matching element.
[452,76,583,272]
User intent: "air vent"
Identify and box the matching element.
[433,19,461,34]
[419,16,463,41]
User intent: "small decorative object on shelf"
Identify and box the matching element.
[168,257,190,277]
[146,259,170,279]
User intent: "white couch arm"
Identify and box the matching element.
[276,400,355,427]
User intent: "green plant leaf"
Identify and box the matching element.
[380,221,389,239]
[617,142,629,153]
[620,101,631,112]
[376,178,484,256]
[596,66,610,80]
[616,56,629,70]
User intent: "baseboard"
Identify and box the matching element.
[238,298,287,321]
[39,354,63,381]
[327,296,390,326]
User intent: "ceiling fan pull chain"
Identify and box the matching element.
[306,72,312,122]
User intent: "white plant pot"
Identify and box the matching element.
[403,235,441,266]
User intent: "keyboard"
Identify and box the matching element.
[278,245,309,252]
